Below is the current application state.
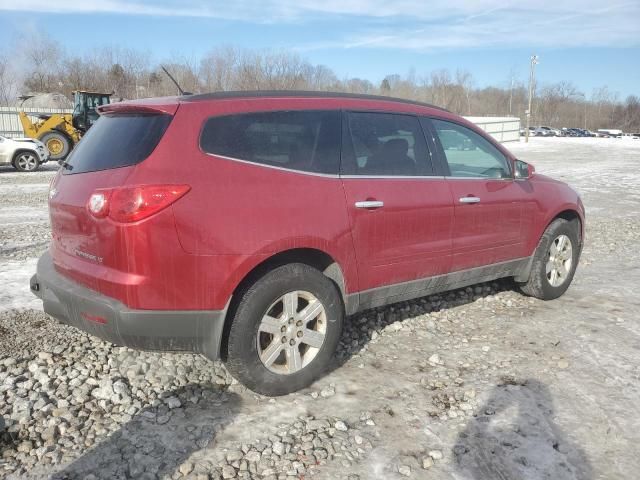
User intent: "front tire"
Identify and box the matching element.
[225,263,344,396]
[520,218,580,300]
[13,151,40,172]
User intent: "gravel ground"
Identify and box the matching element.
[1,137,639,480]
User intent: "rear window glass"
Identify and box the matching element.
[200,110,341,174]
[63,114,172,174]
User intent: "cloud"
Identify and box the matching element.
[340,3,640,50]
[1,0,638,49]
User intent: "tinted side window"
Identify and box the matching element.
[343,112,432,176]
[431,119,510,179]
[200,110,341,174]
[64,114,172,174]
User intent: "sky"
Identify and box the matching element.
[0,0,639,98]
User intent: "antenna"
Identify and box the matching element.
[160,65,192,96]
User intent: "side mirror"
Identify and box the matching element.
[514,159,535,179]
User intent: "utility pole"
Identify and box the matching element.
[525,55,539,143]
[508,72,515,116]
[584,101,588,130]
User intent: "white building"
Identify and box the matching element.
[464,116,521,143]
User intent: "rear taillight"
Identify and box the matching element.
[86,184,190,223]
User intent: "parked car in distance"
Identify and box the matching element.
[520,126,536,136]
[0,135,49,172]
[598,129,623,138]
[539,126,563,137]
[565,128,592,137]
[31,91,585,395]
[533,126,554,137]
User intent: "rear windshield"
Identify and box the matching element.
[63,114,172,174]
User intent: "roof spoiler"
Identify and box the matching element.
[98,102,179,116]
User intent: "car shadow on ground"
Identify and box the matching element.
[453,379,593,480]
[51,384,240,480]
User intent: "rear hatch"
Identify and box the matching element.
[48,102,177,292]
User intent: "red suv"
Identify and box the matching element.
[31,92,584,395]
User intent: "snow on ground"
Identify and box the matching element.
[509,137,640,217]
[0,258,39,310]
[0,166,52,311]
[0,206,49,226]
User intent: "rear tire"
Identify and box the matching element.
[520,218,580,300]
[225,263,344,396]
[13,151,40,172]
[39,131,71,161]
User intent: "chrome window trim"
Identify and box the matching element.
[443,176,514,181]
[203,152,340,178]
[203,153,450,180]
[340,175,445,180]
[206,153,517,183]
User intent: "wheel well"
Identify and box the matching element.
[513,209,582,284]
[552,209,582,243]
[40,128,70,137]
[219,248,346,361]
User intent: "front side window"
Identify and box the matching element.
[200,110,341,174]
[431,119,511,179]
[343,112,432,176]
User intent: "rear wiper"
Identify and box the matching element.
[59,160,73,171]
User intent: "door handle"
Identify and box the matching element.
[355,200,384,209]
[459,196,480,204]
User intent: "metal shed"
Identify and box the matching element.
[464,116,521,143]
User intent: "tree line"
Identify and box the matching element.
[1,34,638,132]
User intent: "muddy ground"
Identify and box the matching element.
[1,137,639,480]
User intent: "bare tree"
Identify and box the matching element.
[200,46,240,92]
[455,69,474,115]
[5,29,638,131]
[21,32,64,93]
[0,52,18,106]
[536,81,583,125]
[429,70,453,109]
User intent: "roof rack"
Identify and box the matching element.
[180,90,450,113]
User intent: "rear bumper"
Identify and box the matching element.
[30,251,225,359]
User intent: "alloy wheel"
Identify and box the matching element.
[546,234,573,287]
[256,290,327,375]
[17,153,38,171]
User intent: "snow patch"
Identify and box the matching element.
[0,257,40,311]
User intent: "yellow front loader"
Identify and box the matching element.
[18,91,111,161]
[18,111,80,161]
